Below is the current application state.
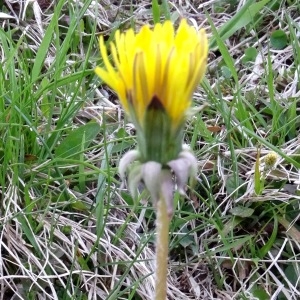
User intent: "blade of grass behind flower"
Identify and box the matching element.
[254,148,262,195]
[258,212,278,258]
[152,0,160,23]
[209,0,271,50]
[207,14,238,83]
[207,15,256,136]
[31,0,64,82]
[161,0,171,20]
[95,119,113,240]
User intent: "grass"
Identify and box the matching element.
[0,0,300,299]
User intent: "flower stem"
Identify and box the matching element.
[155,197,170,300]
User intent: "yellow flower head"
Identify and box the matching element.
[95,19,208,130]
[95,20,208,163]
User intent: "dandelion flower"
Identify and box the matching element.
[95,20,208,216]
[95,19,208,164]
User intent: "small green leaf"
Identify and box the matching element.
[179,234,194,248]
[221,66,232,79]
[71,200,89,211]
[77,252,91,271]
[111,141,133,154]
[230,206,254,218]
[245,47,258,59]
[179,226,195,248]
[225,175,246,197]
[242,47,258,63]
[115,127,128,139]
[252,286,270,300]
[62,225,72,235]
[55,121,101,159]
[284,265,300,287]
[270,30,288,49]
[121,191,134,206]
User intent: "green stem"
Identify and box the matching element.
[154,197,170,300]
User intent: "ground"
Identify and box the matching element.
[0,0,300,299]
